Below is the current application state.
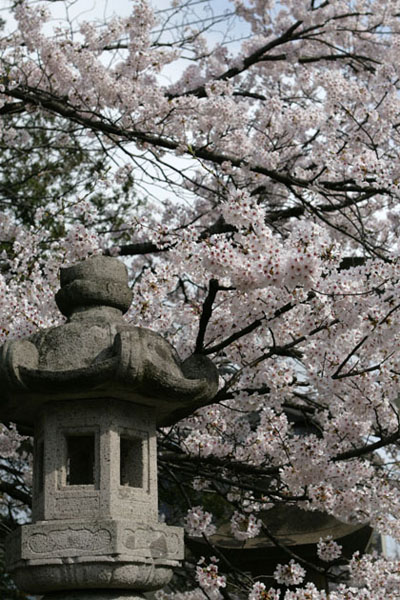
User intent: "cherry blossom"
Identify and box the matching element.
[184,506,216,537]
[273,560,306,587]
[1,0,400,596]
[316,537,343,562]
[230,511,262,541]
[0,423,27,460]
[249,582,281,600]
[195,557,226,598]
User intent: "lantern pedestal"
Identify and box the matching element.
[43,593,146,600]
[7,517,182,593]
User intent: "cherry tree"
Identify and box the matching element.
[1,0,400,597]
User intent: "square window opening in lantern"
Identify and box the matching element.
[120,435,145,488]
[66,434,96,486]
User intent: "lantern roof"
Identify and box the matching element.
[0,255,218,428]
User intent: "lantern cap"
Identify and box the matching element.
[56,255,133,317]
[0,256,218,428]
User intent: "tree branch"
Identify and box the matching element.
[104,240,175,256]
[195,278,220,353]
[332,302,400,379]
[3,84,391,202]
[333,429,400,461]
[169,21,304,99]
[0,482,32,507]
[202,294,316,356]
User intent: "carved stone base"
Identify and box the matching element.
[11,560,175,594]
[43,592,146,600]
[7,518,183,594]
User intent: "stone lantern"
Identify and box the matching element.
[0,256,218,600]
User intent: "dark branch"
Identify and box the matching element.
[159,427,400,483]
[333,429,400,461]
[169,21,304,99]
[104,241,175,256]
[0,101,26,116]
[3,85,391,201]
[0,482,32,507]
[202,294,316,356]
[195,279,220,353]
[332,302,400,379]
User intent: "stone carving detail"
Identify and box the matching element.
[122,528,176,558]
[28,528,112,554]
[165,531,180,555]
[123,530,136,550]
[11,562,175,594]
[150,535,168,559]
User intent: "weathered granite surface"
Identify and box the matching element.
[30,399,158,523]
[43,593,146,600]
[0,255,218,596]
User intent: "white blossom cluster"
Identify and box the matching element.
[230,511,262,541]
[184,506,216,538]
[249,582,281,600]
[0,423,27,460]
[195,557,226,599]
[316,537,342,562]
[273,560,306,587]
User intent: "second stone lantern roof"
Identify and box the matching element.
[0,255,219,429]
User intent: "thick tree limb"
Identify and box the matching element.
[0,482,32,507]
[0,101,26,116]
[333,429,400,461]
[104,241,174,256]
[195,278,220,353]
[169,20,304,99]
